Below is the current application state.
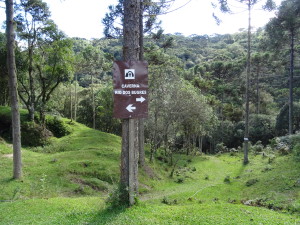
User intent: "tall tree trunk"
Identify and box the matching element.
[138,0,145,167]
[91,74,96,129]
[74,73,77,121]
[256,65,260,114]
[199,136,203,154]
[120,0,140,206]
[221,90,224,143]
[243,0,251,165]
[70,83,73,121]
[6,0,22,179]
[150,111,158,163]
[28,47,35,121]
[288,29,294,135]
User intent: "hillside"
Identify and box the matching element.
[0,113,299,224]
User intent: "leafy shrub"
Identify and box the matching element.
[230,115,275,148]
[213,120,235,148]
[249,114,275,145]
[293,144,300,161]
[229,148,238,153]
[224,175,231,183]
[268,154,276,163]
[216,142,227,153]
[290,133,300,148]
[162,196,178,205]
[106,185,132,207]
[262,165,273,172]
[245,178,259,187]
[46,116,71,138]
[271,137,290,155]
[21,122,52,146]
[0,113,11,139]
[287,203,300,213]
[161,196,170,204]
[175,178,184,183]
[275,103,300,136]
[232,121,245,148]
[251,140,264,153]
[31,141,70,153]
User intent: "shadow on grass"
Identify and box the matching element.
[88,205,127,224]
[0,177,15,184]
[235,160,249,178]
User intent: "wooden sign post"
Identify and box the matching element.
[116,0,143,206]
[113,61,148,205]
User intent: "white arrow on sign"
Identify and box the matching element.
[126,104,136,112]
[136,96,146,103]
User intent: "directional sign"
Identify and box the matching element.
[113,61,148,118]
[136,96,145,103]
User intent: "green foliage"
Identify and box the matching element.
[0,120,300,223]
[0,33,9,106]
[276,103,300,135]
[223,175,231,183]
[45,116,71,138]
[293,143,300,160]
[102,0,170,38]
[216,142,228,152]
[21,122,52,146]
[161,196,178,205]
[290,133,300,147]
[249,114,275,145]
[0,137,12,154]
[245,178,259,187]
[0,106,53,146]
[213,120,235,148]
[106,185,129,208]
[251,141,264,153]
[175,178,184,183]
[95,82,121,135]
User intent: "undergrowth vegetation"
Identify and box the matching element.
[0,107,299,224]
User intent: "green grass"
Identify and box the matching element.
[0,198,298,224]
[0,105,28,122]
[0,138,121,199]
[0,138,12,154]
[0,106,300,224]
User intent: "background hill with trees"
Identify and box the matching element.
[0,0,300,223]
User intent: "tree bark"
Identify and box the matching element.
[70,83,73,121]
[91,73,96,129]
[28,48,35,121]
[120,0,140,206]
[288,29,294,135]
[243,0,251,165]
[256,64,260,114]
[138,0,145,168]
[74,73,77,121]
[199,136,203,154]
[6,0,22,179]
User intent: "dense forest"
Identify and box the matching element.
[1,0,299,155]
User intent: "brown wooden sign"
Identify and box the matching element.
[113,61,148,118]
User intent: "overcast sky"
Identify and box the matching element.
[0,0,282,39]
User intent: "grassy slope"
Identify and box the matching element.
[0,121,121,199]
[0,109,299,224]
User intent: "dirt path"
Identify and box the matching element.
[2,153,13,158]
